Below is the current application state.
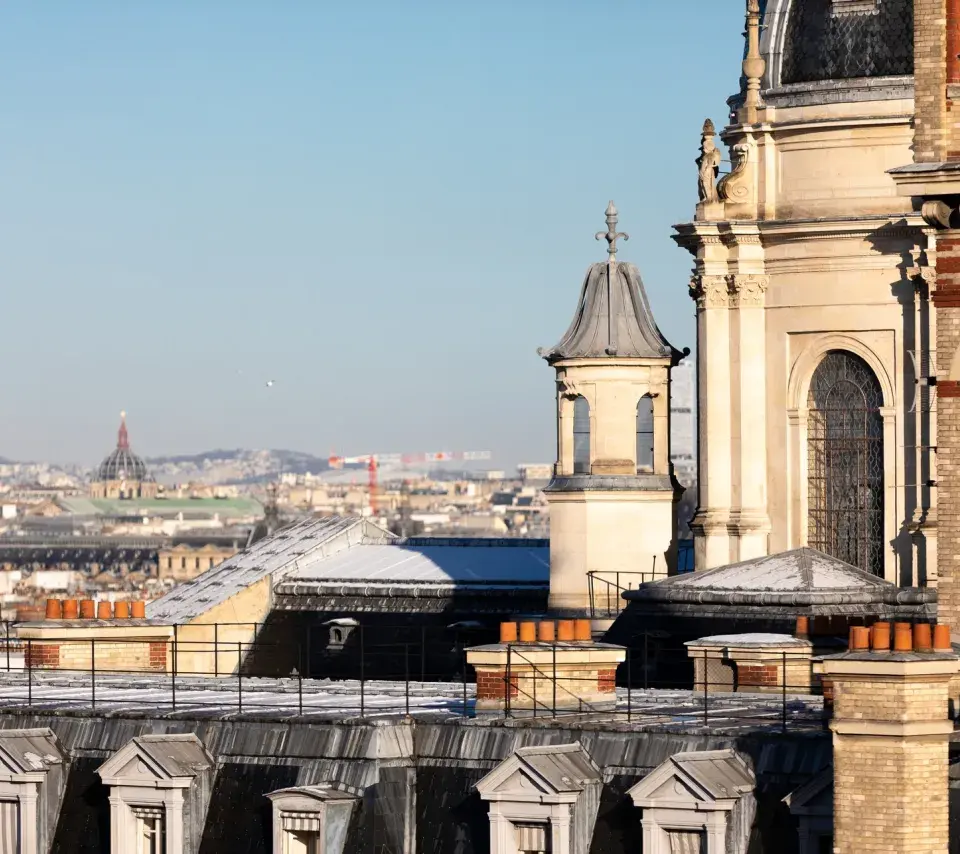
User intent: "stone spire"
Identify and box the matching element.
[539,203,679,363]
[739,0,765,123]
[117,411,129,451]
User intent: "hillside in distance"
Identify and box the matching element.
[145,448,330,485]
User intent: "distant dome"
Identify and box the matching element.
[778,0,913,86]
[95,413,152,483]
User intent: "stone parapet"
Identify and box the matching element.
[685,633,813,695]
[466,640,626,715]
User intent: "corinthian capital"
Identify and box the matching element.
[689,275,730,309]
[727,274,769,308]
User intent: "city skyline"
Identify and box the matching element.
[1,2,734,465]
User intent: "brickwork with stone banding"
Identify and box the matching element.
[832,675,950,722]
[28,639,168,673]
[24,643,59,669]
[475,670,518,700]
[936,233,960,632]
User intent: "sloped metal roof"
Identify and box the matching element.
[513,743,601,792]
[539,260,678,363]
[148,515,391,622]
[0,728,64,774]
[280,541,549,588]
[671,749,755,799]
[134,734,214,778]
[625,547,935,606]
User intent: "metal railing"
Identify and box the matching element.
[0,628,826,733]
[586,571,662,618]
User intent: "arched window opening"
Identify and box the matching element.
[807,351,884,575]
[573,396,590,475]
[636,396,654,472]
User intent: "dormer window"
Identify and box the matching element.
[0,728,66,854]
[97,733,214,854]
[476,742,601,854]
[266,783,358,854]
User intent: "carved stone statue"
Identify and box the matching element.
[718,140,752,202]
[697,120,722,203]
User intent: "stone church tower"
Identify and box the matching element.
[540,203,684,614]
[679,0,931,585]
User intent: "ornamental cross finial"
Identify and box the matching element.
[595,200,629,258]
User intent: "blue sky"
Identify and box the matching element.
[1,2,741,467]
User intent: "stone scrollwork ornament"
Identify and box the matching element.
[697,120,722,203]
[718,140,753,202]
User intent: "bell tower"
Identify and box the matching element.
[540,203,685,615]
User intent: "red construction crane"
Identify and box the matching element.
[327,450,493,515]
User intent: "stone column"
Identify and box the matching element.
[821,652,959,853]
[690,274,733,570]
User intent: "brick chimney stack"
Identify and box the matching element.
[821,626,958,853]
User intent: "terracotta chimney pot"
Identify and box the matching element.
[893,622,913,652]
[556,620,575,642]
[131,601,146,619]
[45,599,62,620]
[573,619,592,642]
[849,626,870,650]
[500,622,518,643]
[871,621,891,651]
[538,621,556,642]
[914,622,933,652]
[114,601,130,619]
[934,624,953,651]
[518,621,537,643]
[79,599,95,620]
[96,601,113,620]
[61,599,79,620]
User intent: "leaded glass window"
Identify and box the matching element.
[807,351,884,575]
[573,396,590,475]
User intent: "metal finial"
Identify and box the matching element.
[595,200,629,258]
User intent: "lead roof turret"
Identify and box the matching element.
[539,202,682,365]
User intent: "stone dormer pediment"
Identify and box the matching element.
[628,749,755,811]
[97,733,213,788]
[0,728,64,782]
[476,742,601,804]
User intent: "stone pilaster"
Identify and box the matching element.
[821,653,959,853]
[689,273,733,570]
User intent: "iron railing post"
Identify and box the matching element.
[505,643,511,718]
[462,645,468,718]
[5,621,10,672]
[552,643,557,717]
[404,643,410,716]
[237,642,243,713]
[627,645,632,721]
[703,648,708,727]
[421,625,426,682]
[643,631,649,689]
[214,623,219,678]
[298,667,303,716]
[90,639,96,710]
[360,625,365,718]
[26,640,32,707]
[782,650,788,733]
[172,637,177,711]
[173,624,179,678]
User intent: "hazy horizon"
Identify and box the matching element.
[2,2,738,469]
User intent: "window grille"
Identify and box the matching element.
[807,351,884,575]
[515,822,551,853]
[667,830,704,854]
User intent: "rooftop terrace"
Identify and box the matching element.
[0,672,826,734]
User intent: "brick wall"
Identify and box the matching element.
[476,670,518,701]
[915,0,949,162]
[597,668,616,692]
[29,639,169,673]
[834,737,949,851]
[832,676,950,721]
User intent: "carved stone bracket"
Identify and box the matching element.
[718,139,754,203]
[557,379,583,400]
[689,275,730,309]
[909,246,938,288]
[727,274,769,308]
[921,200,958,230]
